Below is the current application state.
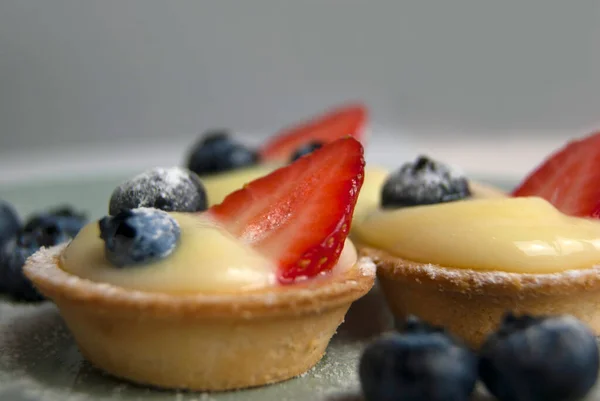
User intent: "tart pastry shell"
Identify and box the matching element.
[359,245,600,347]
[24,245,376,391]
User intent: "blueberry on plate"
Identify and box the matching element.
[290,141,324,162]
[479,312,599,401]
[99,208,181,267]
[0,201,21,249]
[381,155,471,208]
[109,167,207,215]
[0,218,73,302]
[0,236,44,302]
[0,205,87,302]
[23,205,88,238]
[359,315,477,401]
[186,130,259,175]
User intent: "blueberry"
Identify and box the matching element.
[381,156,471,208]
[0,206,86,301]
[0,237,45,302]
[99,208,180,267]
[479,313,599,401]
[23,205,88,238]
[359,315,477,401]
[290,141,324,162]
[0,218,73,302]
[0,201,20,249]
[109,167,207,215]
[186,130,259,175]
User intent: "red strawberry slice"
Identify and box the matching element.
[512,131,600,217]
[591,203,600,219]
[209,136,365,283]
[259,103,367,162]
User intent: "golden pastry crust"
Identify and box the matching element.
[359,245,600,347]
[24,245,376,391]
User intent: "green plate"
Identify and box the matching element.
[0,176,596,401]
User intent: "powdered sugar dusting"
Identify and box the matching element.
[136,166,188,188]
[381,156,470,206]
[397,258,600,289]
[109,166,206,215]
[357,257,376,277]
[129,167,190,204]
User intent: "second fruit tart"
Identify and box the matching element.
[189,103,369,206]
[353,133,600,347]
[24,137,376,391]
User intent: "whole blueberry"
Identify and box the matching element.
[359,316,477,401]
[99,208,181,267]
[290,141,324,162]
[479,313,599,401]
[23,205,88,238]
[109,167,207,215]
[0,219,72,302]
[0,238,44,302]
[0,201,20,249]
[381,156,471,208]
[186,130,259,175]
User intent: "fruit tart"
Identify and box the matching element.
[24,137,376,391]
[185,103,368,206]
[353,132,600,347]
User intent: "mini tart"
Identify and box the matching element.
[359,245,600,348]
[24,244,376,391]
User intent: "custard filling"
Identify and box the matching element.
[61,212,357,293]
[201,164,280,207]
[351,166,390,220]
[354,196,600,273]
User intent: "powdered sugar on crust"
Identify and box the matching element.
[360,245,600,295]
[413,262,600,287]
[23,244,376,318]
[357,257,376,277]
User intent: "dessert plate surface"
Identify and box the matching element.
[0,176,580,401]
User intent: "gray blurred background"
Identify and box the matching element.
[1,0,599,179]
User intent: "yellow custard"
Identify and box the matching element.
[352,166,390,220]
[201,164,279,206]
[61,212,358,294]
[355,197,600,273]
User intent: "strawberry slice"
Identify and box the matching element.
[209,137,365,283]
[259,103,367,162]
[512,131,600,217]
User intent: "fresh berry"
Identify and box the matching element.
[0,205,86,301]
[0,201,20,249]
[23,205,87,238]
[0,217,75,302]
[209,137,364,283]
[359,316,477,401]
[99,208,181,267]
[260,103,367,162]
[186,130,259,175]
[592,203,600,218]
[0,237,45,302]
[512,131,600,217]
[479,313,599,401]
[290,141,324,162]
[109,167,207,215]
[381,156,471,208]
